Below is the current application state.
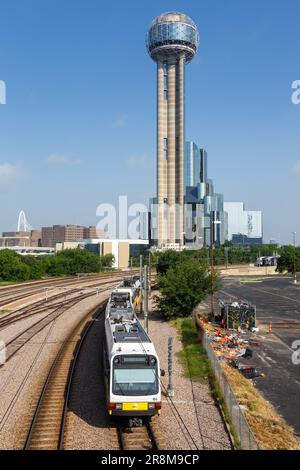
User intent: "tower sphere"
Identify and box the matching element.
[147,11,199,63]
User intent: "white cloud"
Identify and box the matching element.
[113,114,128,128]
[292,161,300,174]
[46,154,81,166]
[0,163,25,188]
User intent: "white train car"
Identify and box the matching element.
[104,296,162,417]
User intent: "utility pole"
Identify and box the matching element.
[224,247,229,270]
[167,337,174,397]
[210,217,221,321]
[148,252,151,295]
[140,255,143,315]
[293,232,297,284]
[143,265,149,333]
[210,219,215,321]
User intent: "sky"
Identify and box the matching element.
[0,0,299,244]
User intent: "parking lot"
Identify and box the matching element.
[218,276,300,436]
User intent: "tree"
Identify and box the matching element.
[0,247,118,282]
[277,246,300,273]
[0,250,30,281]
[155,259,220,320]
[156,250,185,275]
[101,253,115,269]
[22,256,46,279]
[46,248,102,276]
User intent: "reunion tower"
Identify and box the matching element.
[147,12,200,248]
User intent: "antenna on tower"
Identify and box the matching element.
[17,210,33,232]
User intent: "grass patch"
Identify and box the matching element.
[223,363,300,450]
[175,318,210,380]
[174,318,240,448]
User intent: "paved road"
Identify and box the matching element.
[218,276,300,435]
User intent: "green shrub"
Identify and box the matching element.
[0,250,31,281]
[155,259,220,320]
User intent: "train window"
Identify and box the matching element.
[113,368,158,396]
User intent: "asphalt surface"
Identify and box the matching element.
[218,276,300,435]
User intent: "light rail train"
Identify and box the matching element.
[104,288,162,417]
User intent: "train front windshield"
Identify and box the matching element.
[112,355,159,396]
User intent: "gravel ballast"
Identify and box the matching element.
[63,293,232,450]
[0,291,111,450]
[146,301,232,451]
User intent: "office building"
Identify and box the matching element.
[0,230,42,248]
[41,225,104,248]
[224,202,263,245]
[184,141,200,190]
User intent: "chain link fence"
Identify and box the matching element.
[202,330,260,450]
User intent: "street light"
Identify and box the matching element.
[210,218,221,320]
[292,232,297,284]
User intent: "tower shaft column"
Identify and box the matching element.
[157,60,165,247]
[167,59,176,244]
[178,55,185,248]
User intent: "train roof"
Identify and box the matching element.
[110,319,151,344]
[105,288,157,357]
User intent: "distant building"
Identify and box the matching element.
[149,139,264,250]
[0,246,54,256]
[184,142,200,190]
[200,148,208,185]
[231,235,263,245]
[56,239,149,269]
[224,202,263,245]
[0,229,42,247]
[41,225,104,247]
[150,142,228,249]
[30,230,42,247]
[183,143,227,248]
[1,231,30,247]
[137,212,149,240]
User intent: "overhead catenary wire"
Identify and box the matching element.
[136,329,199,451]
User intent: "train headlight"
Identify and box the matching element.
[149,357,156,366]
[113,357,120,365]
[148,403,155,409]
[116,403,122,410]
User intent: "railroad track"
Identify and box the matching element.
[23,301,107,450]
[0,274,110,306]
[0,276,123,330]
[0,271,134,309]
[118,421,158,451]
[0,270,132,297]
[3,283,120,363]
